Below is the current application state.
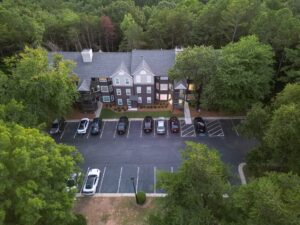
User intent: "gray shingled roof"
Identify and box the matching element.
[131,50,175,77]
[77,79,91,92]
[48,49,175,81]
[48,52,132,81]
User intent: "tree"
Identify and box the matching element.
[120,13,145,51]
[100,15,116,51]
[5,47,78,126]
[202,35,274,112]
[0,121,82,225]
[149,141,229,225]
[225,172,300,225]
[282,45,300,83]
[169,46,218,109]
[273,82,300,108]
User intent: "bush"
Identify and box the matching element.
[71,214,87,225]
[136,191,146,205]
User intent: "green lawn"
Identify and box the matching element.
[100,108,178,119]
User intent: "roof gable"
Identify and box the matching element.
[132,59,155,77]
[110,61,131,78]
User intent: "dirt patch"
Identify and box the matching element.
[74,197,159,225]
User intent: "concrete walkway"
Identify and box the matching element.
[94,102,103,118]
[238,162,247,185]
[184,101,192,124]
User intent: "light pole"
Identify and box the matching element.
[131,177,138,203]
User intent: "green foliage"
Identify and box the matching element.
[136,191,146,205]
[70,214,87,225]
[282,45,300,83]
[202,35,274,112]
[149,141,229,225]
[242,83,300,176]
[4,47,78,126]
[0,121,82,225]
[225,172,300,225]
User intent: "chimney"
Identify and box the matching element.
[81,49,93,63]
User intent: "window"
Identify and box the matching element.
[156,93,159,100]
[126,89,131,96]
[140,70,146,75]
[117,99,123,105]
[160,84,168,91]
[147,97,152,104]
[160,94,168,100]
[111,95,114,101]
[102,96,110,102]
[127,99,131,106]
[147,76,151,83]
[136,86,141,94]
[146,86,151,94]
[101,86,108,92]
[161,77,168,80]
[116,89,121,95]
[138,97,142,103]
[156,82,159,89]
[97,85,100,91]
[188,84,195,91]
[115,78,120,85]
[136,76,141,83]
[109,85,113,92]
[125,78,130,85]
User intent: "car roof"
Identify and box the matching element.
[158,121,165,125]
[88,168,100,175]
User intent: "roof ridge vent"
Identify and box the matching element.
[81,49,93,63]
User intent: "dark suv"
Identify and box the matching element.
[194,117,206,133]
[90,117,102,135]
[169,116,180,133]
[143,116,154,133]
[117,116,129,135]
[49,118,65,134]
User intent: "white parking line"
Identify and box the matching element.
[166,120,169,137]
[153,120,156,137]
[60,123,68,140]
[100,121,106,139]
[154,167,156,193]
[171,166,174,173]
[231,119,239,136]
[98,166,106,193]
[140,122,143,137]
[73,130,77,139]
[126,121,131,138]
[113,122,118,139]
[136,166,140,192]
[80,167,90,193]
[86,125,92,139]
[117,167,123,193]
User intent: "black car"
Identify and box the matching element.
[194,117,206,133]
[90,117,102,135]
[169,116,180,133]
[117,116,129,135]
[49,117,65,134]
[143,116,154,133]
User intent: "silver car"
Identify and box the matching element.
[156,117,166,135]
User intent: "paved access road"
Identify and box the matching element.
[52,118,256,194]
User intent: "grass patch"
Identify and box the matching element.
[100,108,175,119]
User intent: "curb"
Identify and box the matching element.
[66,116,246,123]
[76,193,167,198]
[238,162,247,185]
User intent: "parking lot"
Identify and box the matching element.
[53,118,255,194]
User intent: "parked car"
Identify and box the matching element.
[90,117,102,135]
[117,116,129,135]
[169,116,180,133]
[77,118,90,134]
[82,168,100,196]
[194,117,206,133]
[143,116,154,133]
[49,118,65,134]
[156,117,166,135]
[66,172,81,192]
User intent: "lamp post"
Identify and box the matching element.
[131,177,138,203]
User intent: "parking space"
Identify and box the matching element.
[128,120,143,138]
[205,119,224,137]
[180,120,196,138]
[101,121,117,139]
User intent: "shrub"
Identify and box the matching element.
[136,191,146,205]
[71,214,87,225]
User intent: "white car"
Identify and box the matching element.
[156,117,166,135]
[82,168,100,195]
[77,118,89,134]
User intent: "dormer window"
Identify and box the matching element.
[136,76,141,83]
[115,78,120,85]
[140,70,146,75]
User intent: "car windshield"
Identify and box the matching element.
[118,123,125,129]
[85,175,96,189]
[171,122,179,128]
[145,122,151,128]
[51,123,59,129]
[158,121,164,129]
[79,121,86,129]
